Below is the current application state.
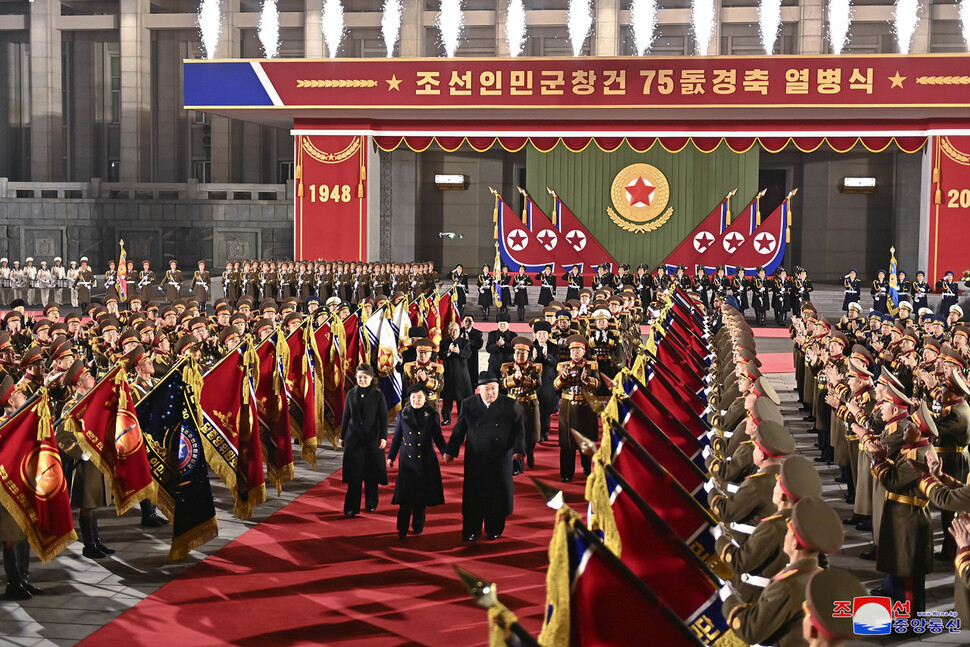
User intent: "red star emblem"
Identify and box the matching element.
[754,232,776,253]
[625,177,655,207]
[507,230,527,251]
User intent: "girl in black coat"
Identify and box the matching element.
[340,364,389,516]
[387,385,447,538]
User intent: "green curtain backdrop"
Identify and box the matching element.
[525,142,761,268]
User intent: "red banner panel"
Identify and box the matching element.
[930,135,970,282]
[294,135,368,261]
[244,55,970,111]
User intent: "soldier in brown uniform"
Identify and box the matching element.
[935,355,970,559]
[869,388,936,611]
[723,496,843,646]
[74,257,95,310]
[403,338,444,411]
[57,360,115,559]
[192,261,211,311]
[553,335,600,482]
[802,569,868,646]
[716,454,823,604]
[501,336,542,471]
[164,260,182,303]
[710,419,794,526]
[710,393,784,485]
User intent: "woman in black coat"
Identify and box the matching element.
[439,321,472,425]
[340,363,389,516]
[387,385,447,538]
[477,264,493,321]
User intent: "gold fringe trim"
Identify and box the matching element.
[538,508,572,647]
[585,459,621,557]
[112,481,156,517]
[713,628,749,647]
[168,515,219,562]
[233,482,267,521]
[301,437,319,468]
[488,603,519,647]
[266,461,295,497]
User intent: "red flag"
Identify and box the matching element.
[254,332,294,493]
[199,345,266,519]
[286,323,322,462]
[437,289,460,334]
[0,394,76,562]
[494,189,556,272]
[315,321,344,444]
[540,510,696,646]
[594,466,720,622]
[662,190,735,271]
[341,313,361,387]
[623,377,704,457]
[424,295,442,348]
[549,188,618,273]
[721,189,796,276]
[698,190,763,270]
[521,187,584,271]
[617,397,705,493]
[62,366,155,515]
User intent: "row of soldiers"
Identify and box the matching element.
[791,293,970,615]
[843,267,969,315]
[703,300,890,645]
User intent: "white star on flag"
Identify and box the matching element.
[693,231,714,253]
[754,232,776,254]
[507,230,528,251]
[537,229,559,251]
[566,230,586,252]
[723,232,744,253]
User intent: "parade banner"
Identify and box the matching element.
[62,366,155,515]
[254,332,295,494]
[198,344,267,520]
[586,461,729,644]
[695,191,763,272]
[117,240,128,302]
[495,190,554,273]
[286,323,324,460]
[521,188,585,272]
[929,136,970,282]
[721,189,795,276]
[539,509,698,646]
[551,190,618,271]
[314,321,343,444]
[186,55,970,111]
[0,394,76,562]
[294,134,367,261]
[136,361,218,562]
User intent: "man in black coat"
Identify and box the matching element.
[485,313,515,377]
[444,373,526,541]
[460,314,483,386]
[439,321,472,425]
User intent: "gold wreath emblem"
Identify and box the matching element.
[607,163,674,233]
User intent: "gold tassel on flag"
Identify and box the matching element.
[585,459,622,557]
[538,508,572,647]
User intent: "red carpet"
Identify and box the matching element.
[756,352,795,374]
[80,416,589,647]
[750,328,792,338]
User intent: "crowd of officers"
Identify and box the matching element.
[706,300,934,646]
[787,292,970,618]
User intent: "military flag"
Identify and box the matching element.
[520,186,584,271]
[117,239,128,302]
[493,188,549,273]
[492,243,504,308]
[887,246,900,316]
[136,360,218,561]
[586,459,730,643]
[661,190,736,271]
[198,342,266,519]
[424,293,442,347]
[286,322,324,461]
[548,187,618,274]
[61,365,155,514]
[437,288,461,336]
[340,312,361,386]
[539,508,702,646]
[254,330,295,494]
[315,320,343,445]
[699,189,765,272]
[364,306,403,420]
[0,392,76,562]
[723,189,797,276]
